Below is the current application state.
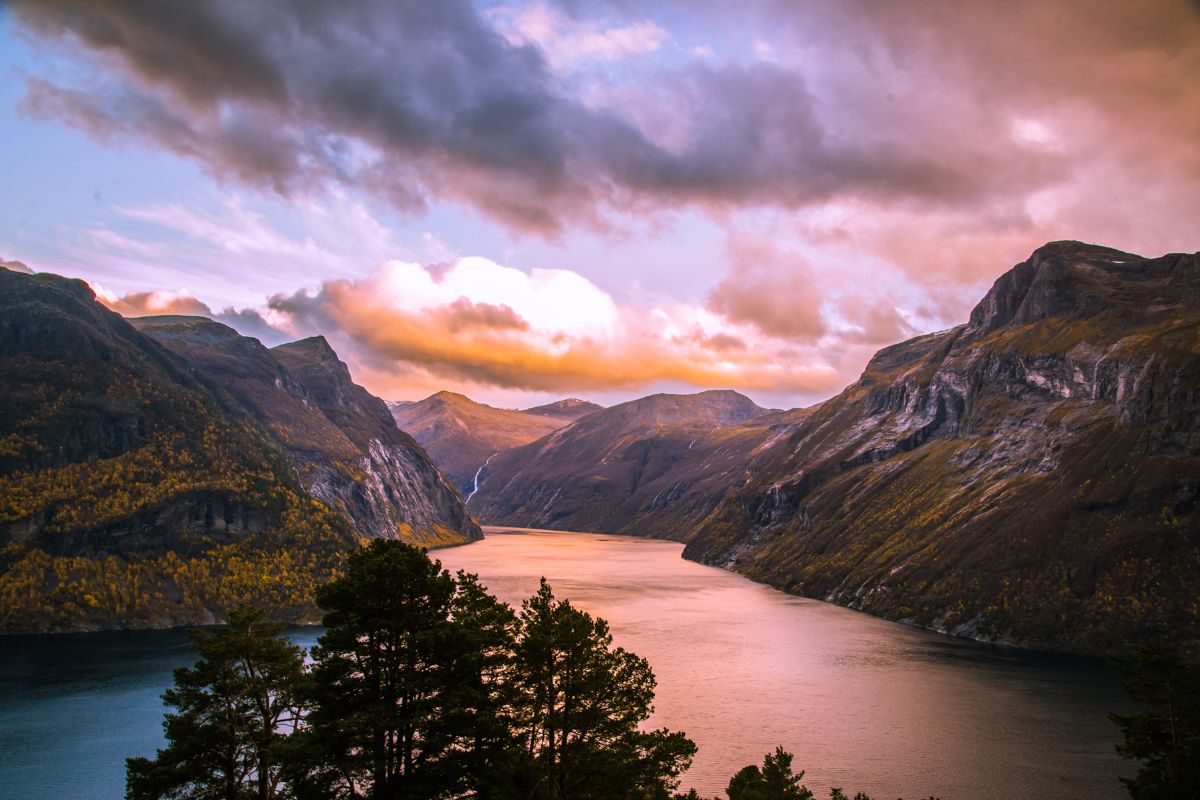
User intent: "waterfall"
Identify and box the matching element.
[465,452,498,503]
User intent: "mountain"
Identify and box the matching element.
[523,398,604,420]
[470,242,1200,656]
[0,270,478,633]
[388,391,585,493]
[467,390,796,534]
[133,317,477,545]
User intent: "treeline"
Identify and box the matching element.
[127,540,1200,800]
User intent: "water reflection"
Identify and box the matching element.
[436,528,1131,800]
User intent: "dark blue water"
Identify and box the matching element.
[0,627,321,800]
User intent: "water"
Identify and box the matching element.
[0,528,1131,800]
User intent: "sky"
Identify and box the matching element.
[2,1,1198,410]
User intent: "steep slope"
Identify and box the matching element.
[388,391,576,492]
[0,270,479,633]
[523,398,604,421]
[467,390,799,534]
[684,242,1200,655]
[0,271,353,632]
[133,317,478,546]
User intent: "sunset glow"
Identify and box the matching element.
[2,1,1198,407]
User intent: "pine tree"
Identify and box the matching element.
[443,570,524,798]
[725,747,814,800]
[514,577,696,800]
[125,606,305,800]
[282,540,464,800]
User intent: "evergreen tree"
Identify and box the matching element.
[283,540,463,800]
[444,570,524,798]
[1111,643,1200,800]
[725,747,813,800]
[126,606,305,800]
[514,578,696,800]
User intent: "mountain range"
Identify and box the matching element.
[466,242,1199,656]
[388,391,601,493]
[3,240,1196,653]
[0,268,478,633]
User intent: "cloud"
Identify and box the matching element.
[708,236,826,341]
[495,3,670,69]
[7,0,1093,236]
[264,257,843,395]
[1,259,34,274]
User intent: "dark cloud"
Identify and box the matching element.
[7,0,1088,236]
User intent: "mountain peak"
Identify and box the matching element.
[967,241,1149,336]
[131,314,247,346]
[271,335,340,363]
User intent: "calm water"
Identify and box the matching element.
[0,528,1131,799]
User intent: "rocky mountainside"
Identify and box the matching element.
[470,242,1200,656]
[683,241,1200,655]
[389,391,592,492]
[134,317,477,545]
[467,390,800,534]
[0,269,478,633]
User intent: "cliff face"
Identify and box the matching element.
[133,318,480,547]
[0,270,477,633]
[683,242,1199,655]
[271,337,479,545]
[0,274,303,558]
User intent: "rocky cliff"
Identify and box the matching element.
[134,318,478,546]
[687,242,1200,655]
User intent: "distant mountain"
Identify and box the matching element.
[389,391,584,493]
[0,271,478,633]
[469,243,1200,656]
[523,398,604,420]
[467,390,799,534]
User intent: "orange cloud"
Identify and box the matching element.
[267,258,844,397]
